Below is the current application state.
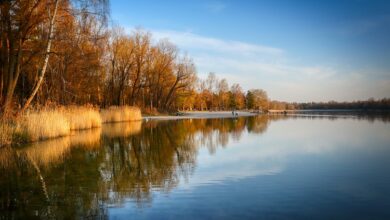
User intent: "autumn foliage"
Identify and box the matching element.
[0,0,270,117]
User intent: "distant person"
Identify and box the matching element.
[232,110,234,116]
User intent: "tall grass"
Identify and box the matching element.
[100,106,142,123]
[0,121,14,147]
[1,105,142,146]
[15,109,70,142]
[64,106,102,130]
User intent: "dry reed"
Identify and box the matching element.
[64,106,102,130]
[1,105,142,146]
[100,106,142,123]
[0,121,14,147]
[15,109,70,142]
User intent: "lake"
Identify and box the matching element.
[1,114,390,219]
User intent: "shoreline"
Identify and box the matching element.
[143,109,390,121]
[143,111,259,121]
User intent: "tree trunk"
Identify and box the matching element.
[20,0,60,114]
[164,78,179,109]
[3,38,23,116]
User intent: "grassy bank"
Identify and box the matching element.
[0,105,142,147]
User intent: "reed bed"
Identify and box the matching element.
[0,121,14,147]
[100,106,142,123]
[64,106,102,130]
[15,109,70,142]
[1,105,142,146]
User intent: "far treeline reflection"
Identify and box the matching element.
[0,116,274,219]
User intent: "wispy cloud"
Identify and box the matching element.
[125,27,389,102]
[152,30,284,56]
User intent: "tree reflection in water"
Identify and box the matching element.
[0,116,274,219]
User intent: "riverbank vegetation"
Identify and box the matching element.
[0,106,142,147]
[100,106,142,123]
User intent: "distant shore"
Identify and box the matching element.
[143,111,259,120]
[143,109,390,121]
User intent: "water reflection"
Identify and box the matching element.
[102,121,141,138]
[287,111,390,122]
[0,116,273,218]
[0,114,389,219]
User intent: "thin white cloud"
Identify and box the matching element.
[151,30,284,56]
[124,27,389,102]
[194,54,336,79]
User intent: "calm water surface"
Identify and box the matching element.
[1,115,390,219]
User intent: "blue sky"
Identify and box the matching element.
[110,0,390,102]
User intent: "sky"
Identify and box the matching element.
[110,0,390,102]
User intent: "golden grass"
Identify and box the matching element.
[16,109,70,142]
[0,121,14,147]
[64,106,102,130]
[1,105,142,146]
[11,106,104,143]
[100,106,142,123]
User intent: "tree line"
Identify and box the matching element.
[0,0,270,116]
[296,98,390,110]
[182,72,269,112]
[268,98,390,111]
